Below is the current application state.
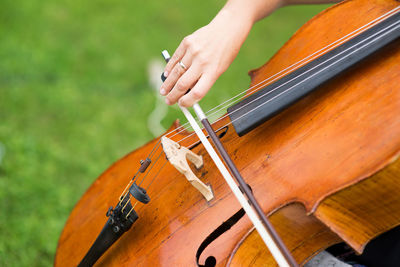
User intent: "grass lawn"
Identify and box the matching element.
[0,0,329,265]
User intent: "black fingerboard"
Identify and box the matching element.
[227,11,400,136]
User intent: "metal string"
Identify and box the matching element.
[121,7,399,214]
[161,8,400,151]
[159,6,400,143]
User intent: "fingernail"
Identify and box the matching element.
[160,87,166,95]
[165,98,171,105]
[164,71,168,77]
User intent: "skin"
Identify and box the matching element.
[161,0,342,107]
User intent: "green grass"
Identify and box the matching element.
[0,1,329,265]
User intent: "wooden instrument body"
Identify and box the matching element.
[55,0,400,266]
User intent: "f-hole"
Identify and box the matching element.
[196,208,245,267]
[196,183,253,267]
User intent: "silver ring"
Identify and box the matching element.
[178,61,187,70]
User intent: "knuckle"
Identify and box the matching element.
[181,100,190,107]
[173,66,181,75]
[166,97,175,105]
[162,81,171,90]
[163,77,173,88]
[182,36,192,47]
[164,64,172,72]
[192,90,204,100]
[166,61,175,70]
[175,81,188,92]
[168,55,178,67]
[167,93,176,102]
[190,45,201,56]
[197,54,208,65]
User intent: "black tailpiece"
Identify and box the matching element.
[78,158,152,266]
[78,197,138,267]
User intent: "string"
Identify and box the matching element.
[163,7,400,149]
[160,6,400,143]
[121,7,399,214]
[144,159,168,193]
[148,138,161,159]
[138,150,164,186]
[182,18,400,149]
[124,155,168,218]
[148,7,400,185]
[117,142,165,206]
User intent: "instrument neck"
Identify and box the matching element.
[228,10,400,136]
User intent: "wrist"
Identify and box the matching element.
[219,0,283,24]
[214,8,254,30]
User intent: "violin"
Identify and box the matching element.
[55,0,400,266]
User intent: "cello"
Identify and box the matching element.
[55,0,400,265]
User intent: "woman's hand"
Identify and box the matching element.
[160,0,339,107]
[160,0,285,107]
[160,10,253,107]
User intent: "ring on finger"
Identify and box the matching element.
[178,61,187,70]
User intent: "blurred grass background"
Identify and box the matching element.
[0,0,330,265]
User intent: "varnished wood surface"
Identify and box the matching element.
[228,158,400,266]
[55,0,400,266]
[228,204,343,266]
[315,156,400,253]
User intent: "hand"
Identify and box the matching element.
[160,9,253,107]
[159,0,337,106]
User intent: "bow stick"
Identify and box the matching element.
[161,50,298,267]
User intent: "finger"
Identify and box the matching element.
[178,73,216,107]
[165,64,201,105]
[161,54,192,96]
[164,39,187,76]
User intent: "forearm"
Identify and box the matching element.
[217,0,343,26]
[217,0,282,26]
[206,0,283,59]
